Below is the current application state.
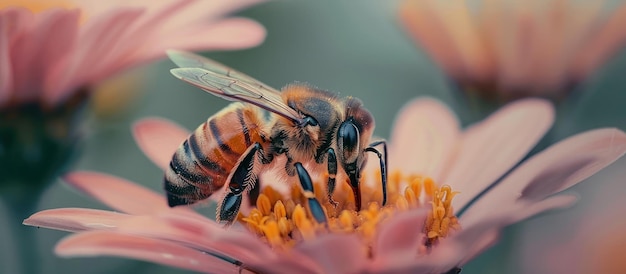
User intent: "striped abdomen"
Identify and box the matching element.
[165,104,267,207]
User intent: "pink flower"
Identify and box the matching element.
[0,0,266,108]
[24,98,626,273]
[399,0,626,101]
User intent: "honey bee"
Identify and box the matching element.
[165,50,388,225]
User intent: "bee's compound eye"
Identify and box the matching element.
[338,120,359,164]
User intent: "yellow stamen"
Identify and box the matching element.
[338,210,355,232]
[404,187,418,205]
[256,194,272,216]
[238,170,461,252]
[260,220,283,247]
[292,205,316,241]
[423,184,461,244]
[424,177,436,197]
[277,217,291,237]
[273,200,287,220]
[395,195,409,211]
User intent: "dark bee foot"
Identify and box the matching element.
[295,162,327,224]
[217,191,243,226]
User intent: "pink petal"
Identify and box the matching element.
[425,218,504,272]
[246,254,318,274]
[77,0,197,85]
[63,171,197,216]
[456,228,499,267]
[55,231,241,273]
[373,210,428,258]
[45,7,144,105]
[25,207,273,270]
[0,8,32,105]
[0,32,9,104]
[157,17,266,51]
[124,17,266,74]
[573,5,626,79]
[246,260,314,274]
[11,8,79,104]
[460,128,626,226]
[399,0,464,77]
[369,235,463,274]
[116,213,275,264]
[389,97,460,182]
[84,0,264,30]
[103,0,196,51]
[23,208,131,232]
[516,129,626,200]
[0,8,28,104]
[458,195,578,265]
[69,0,267,85]
[443,98,554,210]
[37,9,79,98]
[142,214,319,273]
[491,1,536,92]
[160,0,266,30]
[294,234,367,274]
[510,195,578,224]
[132,117,190,170]
[368,210,432,274]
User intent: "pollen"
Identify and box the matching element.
[238,170,461,251]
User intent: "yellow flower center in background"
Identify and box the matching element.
[0,0,74,13]
[239,170,461,251]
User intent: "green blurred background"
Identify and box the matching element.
[1,1,626,273]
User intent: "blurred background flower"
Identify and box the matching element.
[399,0,626,103]
[0,0,265,273]
[3,1,626,274]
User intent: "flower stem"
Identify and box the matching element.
[2,188,43,274]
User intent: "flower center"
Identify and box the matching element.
[0,0,75,13]
[239,170,461,249]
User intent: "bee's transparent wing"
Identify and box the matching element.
[167,50,302,122]
[168,50,271,88]
[170,67,302,122]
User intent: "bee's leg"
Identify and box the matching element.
[284,154,295,176]
[295,162,327,224]
[217,143,261,225]
[366,140,388,206]
[258,145,273,165]
[248,175,261,206]
[326,148,338,207]
[249,145,272,206]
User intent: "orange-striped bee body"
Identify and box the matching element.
[165,103,268,206]
[165,50,388,225]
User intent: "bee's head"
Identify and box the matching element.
[337,97,374,176]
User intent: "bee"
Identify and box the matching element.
[165,50,388,225]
